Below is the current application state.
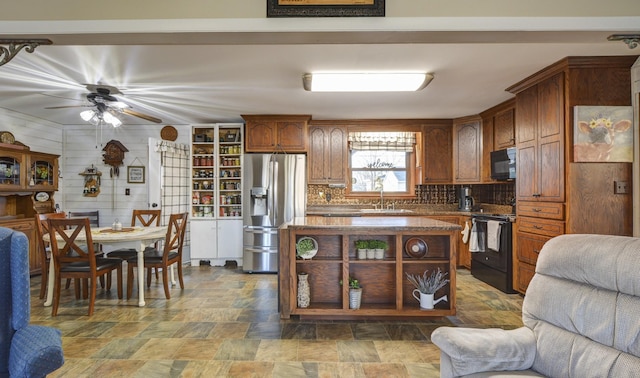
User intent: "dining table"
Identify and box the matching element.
[43,226,168,307]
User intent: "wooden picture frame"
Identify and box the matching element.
[267,0,384,17]
[127,166,145,184]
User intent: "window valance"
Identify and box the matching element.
[348,132,416,151]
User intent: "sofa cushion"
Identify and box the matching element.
[431,327,536,376]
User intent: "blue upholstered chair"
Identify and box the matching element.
[0,227,64,377]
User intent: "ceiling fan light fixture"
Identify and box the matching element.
[102,110,122,127]
[80,109,96,121]
[303,72,434,92]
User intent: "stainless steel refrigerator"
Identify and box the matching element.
[242,154,306,273]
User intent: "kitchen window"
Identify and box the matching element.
[347,132,416,197]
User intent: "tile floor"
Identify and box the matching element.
[30,266,524,377]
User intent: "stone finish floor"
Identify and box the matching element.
[30,266,524,377]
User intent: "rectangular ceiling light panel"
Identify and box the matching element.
[303,72,433,92]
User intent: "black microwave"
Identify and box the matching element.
[490,147,516,181]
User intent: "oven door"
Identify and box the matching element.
[471,219,511,273]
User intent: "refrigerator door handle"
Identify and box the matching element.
[270,158,279,226]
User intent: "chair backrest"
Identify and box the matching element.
[48,218,97,269]
[35,212,67,258]
[523,234,640,377]
[68,210,99,227]
[162,212,188,260]
[0,227,30,374]
[131,209,161,227]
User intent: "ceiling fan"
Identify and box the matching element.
[45,84,162,126]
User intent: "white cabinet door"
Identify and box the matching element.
[217,219,243,259]
[191,220,217,259]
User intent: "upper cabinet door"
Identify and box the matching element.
[244,119,277,151]
[453,117,482,184]
[0,150,26,190]
[422,125,452,183]
[243,115,310,153]
[29,152,59,191]
[493,108,516,150]
[308,125,347,185]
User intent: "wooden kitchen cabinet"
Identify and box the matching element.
[480,99,515,183]
[514,73,564,203]
[515,231,550,293]
[422,124,452,183]
[493,107,516,150]
[308,125,347,185]
[428,215,470,268]
[507,56,636,293]
[279,218,458,319]
[452,116,482,184]
[242,115,310,153]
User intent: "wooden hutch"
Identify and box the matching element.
[0,140,59,275]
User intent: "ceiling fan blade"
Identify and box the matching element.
[45,105,92,109]
[122,108,162,123]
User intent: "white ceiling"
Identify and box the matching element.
[0,25,638,126]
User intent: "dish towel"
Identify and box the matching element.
[461,221,470,244]
[487,220,502,252]
[469,219,484,252]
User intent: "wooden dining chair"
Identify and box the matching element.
[126,212,188,300]
[108,209,162,279]
[108,209,162,260]
[48,217,123,316]
[68,210,99,227]
[34,212,69,299]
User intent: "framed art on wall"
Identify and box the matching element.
[127,166,145,183]
[573,106,633,162]
[267,0,384,17]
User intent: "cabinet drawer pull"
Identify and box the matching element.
[533,225,543,229]
[533,249,540,254]
[532,208,541,212]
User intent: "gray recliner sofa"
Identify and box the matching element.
[432,234,640,377]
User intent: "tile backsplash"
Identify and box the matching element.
[307,183,515,206]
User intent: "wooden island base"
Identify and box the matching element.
[279,216,461,320]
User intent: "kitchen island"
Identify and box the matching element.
[279,216,461,319]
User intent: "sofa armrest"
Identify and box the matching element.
[9,325,64,378]
[431,326,536,378]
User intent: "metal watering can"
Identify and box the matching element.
[412,290,448,310]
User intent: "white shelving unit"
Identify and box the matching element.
[190,123,244,266]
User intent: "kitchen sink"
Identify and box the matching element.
[359,208,414,214]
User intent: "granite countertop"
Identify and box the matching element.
[282,216,462,231]
[305,204,514,218]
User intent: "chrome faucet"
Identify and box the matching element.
[380,188,384,209]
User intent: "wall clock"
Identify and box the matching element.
[0,131,15,144]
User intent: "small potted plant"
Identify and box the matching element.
[340,276,363,309]
[406,268,450,310]
[296,237,318,260]
[370,239,388,260]
[355,240,370,260]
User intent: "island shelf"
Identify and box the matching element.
[279,216,460,319]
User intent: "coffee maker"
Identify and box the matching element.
[458,187,474,211]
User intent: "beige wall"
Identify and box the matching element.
[1,0,638,21]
